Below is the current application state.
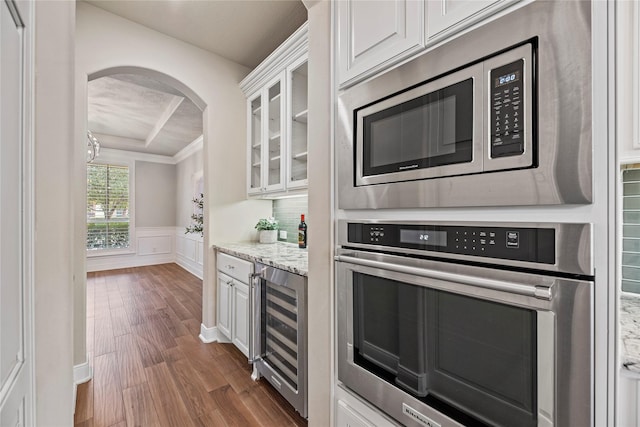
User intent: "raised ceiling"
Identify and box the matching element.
[88,74,204,157]
[85,0,307,157]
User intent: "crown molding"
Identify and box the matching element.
[173,135,203,163]
[97,147,175,165]
[239,21,308,96]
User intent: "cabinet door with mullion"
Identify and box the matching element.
[287,54,309,189]
[247,91,264,195]
[264,73,286,193]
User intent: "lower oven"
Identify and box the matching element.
[336,221,593,427]
[250,263,308,418]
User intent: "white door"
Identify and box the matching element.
[231,281,250,357]
[217,273,232,339]
[0,0,33,426]
[337,0,425,87]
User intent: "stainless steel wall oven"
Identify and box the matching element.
[336,220,593,427]
[336,0,592,209]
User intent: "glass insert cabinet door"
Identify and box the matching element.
[247,74,286,194]
[266,77,284,190]
[287,55,308,188]
[248,93,263,193]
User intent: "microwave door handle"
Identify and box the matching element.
[248,269,264,363]
[335,254,552,300]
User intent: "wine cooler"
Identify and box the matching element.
[251,263,308,418]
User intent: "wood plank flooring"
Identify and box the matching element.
[75,263,307,427]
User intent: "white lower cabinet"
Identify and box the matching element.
[336,400,375,427]
[217,271,251,357]
[217,252,253,357]
[335,387,399,427]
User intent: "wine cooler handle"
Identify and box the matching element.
[248,268,265,363]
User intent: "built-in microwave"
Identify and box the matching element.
[336,1,592,209]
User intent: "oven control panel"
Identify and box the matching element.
[347,223,555,264]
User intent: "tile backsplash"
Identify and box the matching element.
[273,196,308,244]
[623,168,640,294]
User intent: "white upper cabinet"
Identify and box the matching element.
[426,0,512,42]
[241,23,308,198]
[337,0,425,88]
[336,1,521,89]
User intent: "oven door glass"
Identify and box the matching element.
[353,272,537,427]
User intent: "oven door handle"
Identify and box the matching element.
[335,254,552,300]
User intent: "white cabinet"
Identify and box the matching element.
[337,0,425,88]
[426,0,512,42]
[216,252,253,357]
[334,387,400,426]
[241,23,308,198]
[336,0,521,88]
[336,400,375,427]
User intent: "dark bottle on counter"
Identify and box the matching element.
[298,214,307,248]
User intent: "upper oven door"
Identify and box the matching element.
[356,64,484,186]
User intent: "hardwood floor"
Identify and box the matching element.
[75,263,307,427]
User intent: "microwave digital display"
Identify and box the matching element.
[400,229,447,247]
[495,70,521,88]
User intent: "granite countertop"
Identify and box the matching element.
[621,294,640,373]
[213,241,308,276]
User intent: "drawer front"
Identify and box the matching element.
[217,252,253,282]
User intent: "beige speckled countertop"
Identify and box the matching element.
[212,241,308,276]
[621,294,640,373]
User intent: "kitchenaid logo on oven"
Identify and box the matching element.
[402,403,441,427]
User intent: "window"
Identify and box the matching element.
[87,163,131,251]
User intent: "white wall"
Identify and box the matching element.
[35,1,75,424]
[176,148,205,278]
[617,1,640,423]
[75,2,272,367]
[176,149,203,227]
[136,161,177,227]
[304,1,333,425]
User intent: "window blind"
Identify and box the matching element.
[87,163,130,250]
[623,168,640,294]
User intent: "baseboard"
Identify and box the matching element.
[74,359,92,384]
[73,359,93,414]
[199,323,229,343]
[87,253,175,272]
[175,255,203,279]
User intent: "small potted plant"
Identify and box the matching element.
[255,217,279,244]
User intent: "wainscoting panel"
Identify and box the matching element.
[175,228,204,279]
[87,227,176,272]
